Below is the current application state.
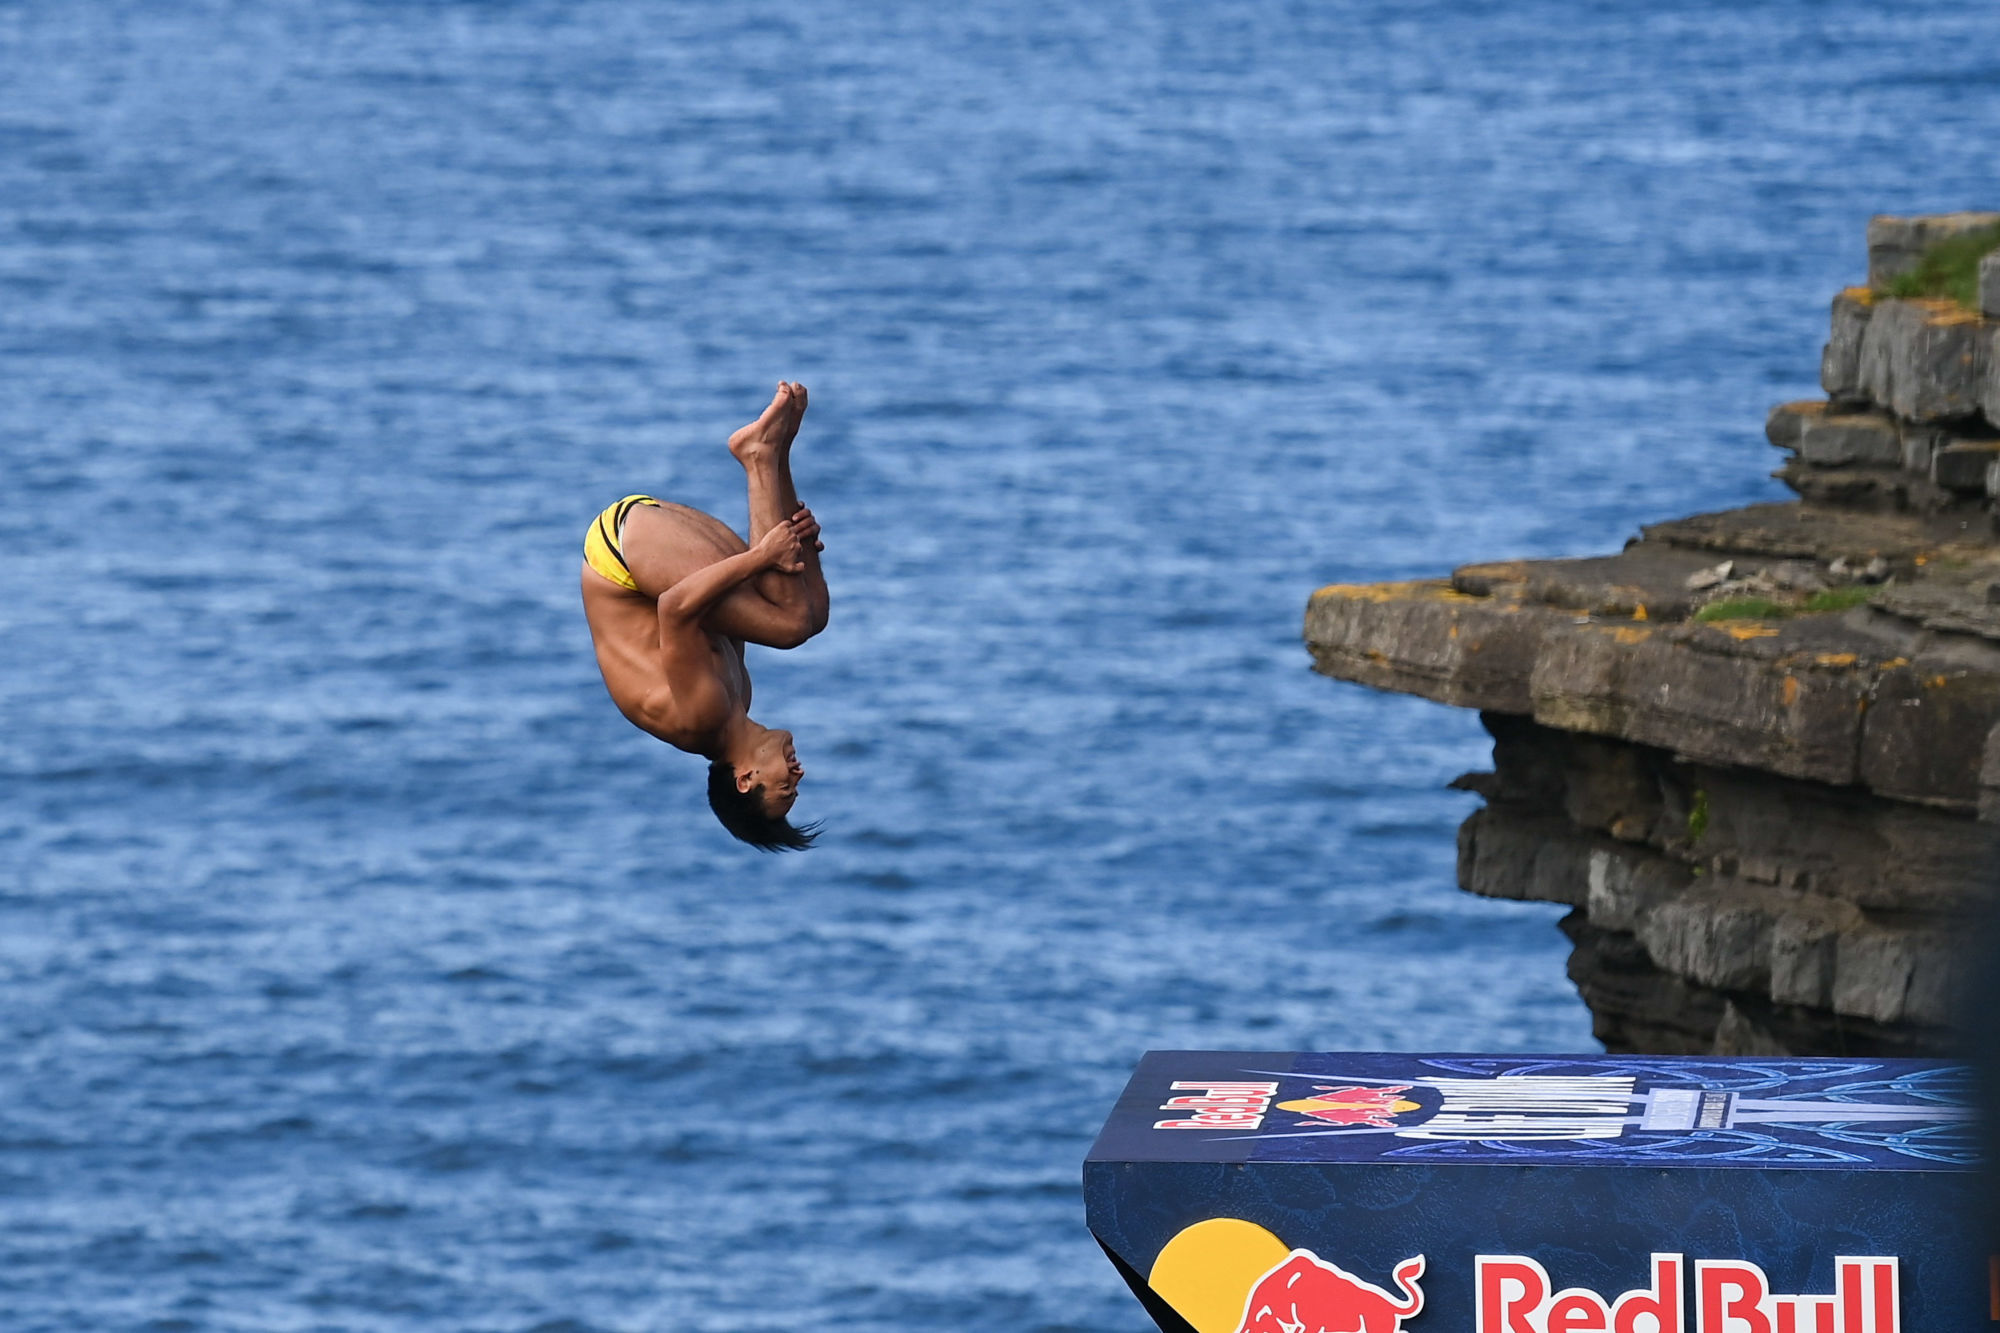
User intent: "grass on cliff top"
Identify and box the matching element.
[1878,222,2000,308]
[1691,585,1874,624]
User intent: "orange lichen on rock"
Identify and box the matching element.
[1311,580,1478,605]
[1913,296,1982,325]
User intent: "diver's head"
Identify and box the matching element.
[707,727,817,851]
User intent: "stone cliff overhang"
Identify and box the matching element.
[1307,502,2000,810]
[1300,213,2000,1058]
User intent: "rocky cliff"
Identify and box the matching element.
[1306,213,2000,1057]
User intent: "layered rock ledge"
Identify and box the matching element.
[1306,214,2000,1056]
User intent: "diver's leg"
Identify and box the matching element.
[729,382,806,541]
[727,382,828,637]
[701,578,816,649]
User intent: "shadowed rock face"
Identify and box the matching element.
[1457,716,1984,1055]
[1853,296,1986,423]
[1305,213,2000,1056]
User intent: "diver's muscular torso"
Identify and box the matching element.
[580,502,754,753]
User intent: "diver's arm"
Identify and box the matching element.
[656,549,772,627]
[657,514,807,624]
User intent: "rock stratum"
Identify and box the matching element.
[1307,213,2000,1056]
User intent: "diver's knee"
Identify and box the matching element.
[767,619,813,650]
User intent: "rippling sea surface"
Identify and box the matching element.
[1,3,1994,1328]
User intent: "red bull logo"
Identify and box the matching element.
[1145,1219,1908,1333]
[1237,1250,1426,1333]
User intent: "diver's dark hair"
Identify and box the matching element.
[707,758,821,852]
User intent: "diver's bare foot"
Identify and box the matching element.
[728,381,807,466]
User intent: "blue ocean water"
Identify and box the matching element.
[0,3,1994,1329]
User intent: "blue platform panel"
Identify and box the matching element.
[1085,1052,1987,1333]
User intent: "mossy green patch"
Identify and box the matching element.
[1879,222,2000,308]
[1687,788,1709,844]
[1802,585,1875,614]
[1693,585,1875,624]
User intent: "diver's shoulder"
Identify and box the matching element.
[620,687,723,757]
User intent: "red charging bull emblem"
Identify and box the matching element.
[1238,1250,1426,1333]
[1145,1219,1424,1333]
[1277,1085,1421,1129]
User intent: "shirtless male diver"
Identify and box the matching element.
[580,382,829,850]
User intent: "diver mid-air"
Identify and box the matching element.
[580,382,828,850]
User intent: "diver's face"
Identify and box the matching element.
[739,729,803,816]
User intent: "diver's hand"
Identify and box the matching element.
[792,506,824,553]
[752,510,812,573]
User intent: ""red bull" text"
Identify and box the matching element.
[1476,1252,1900,1333]
[1154,1081,1280,1130]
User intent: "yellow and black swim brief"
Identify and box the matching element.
[583,494,662,591]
